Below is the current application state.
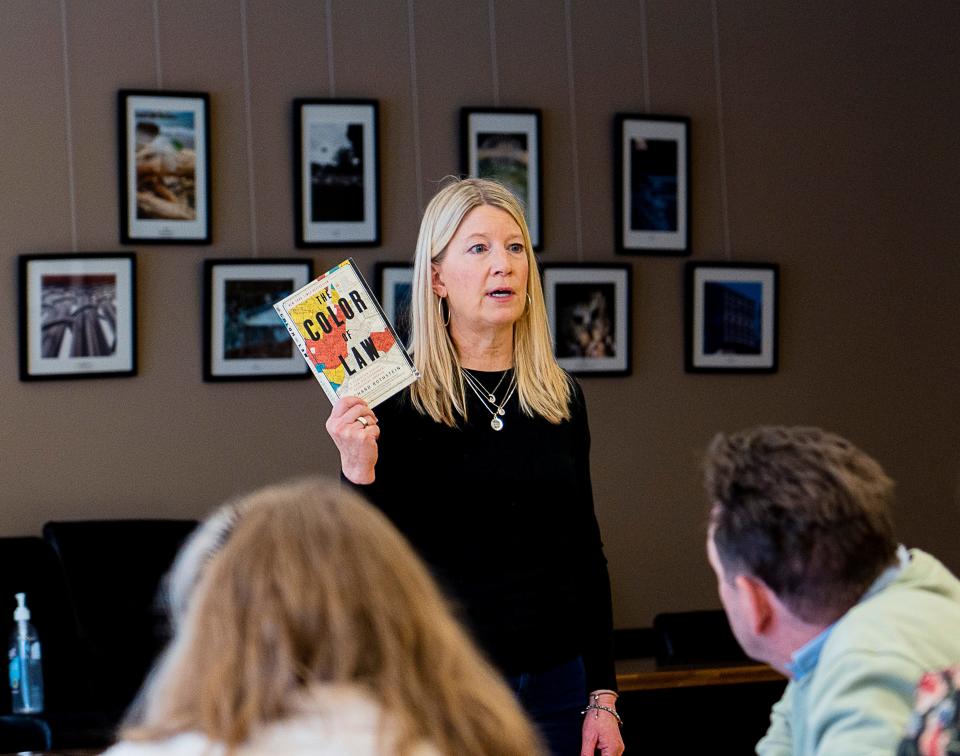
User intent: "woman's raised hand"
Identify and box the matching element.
[325,396,379,484]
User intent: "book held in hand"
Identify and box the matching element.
[273,258,419,407]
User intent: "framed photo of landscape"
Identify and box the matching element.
[294,99,380,247]
[375,263,414,349]
[615,113,690,255]
[461,108,543,250]
[685,261,779,373]
[18,253,137,380]
[118,89,212,244]
[203,258,314,381]
[542,264,631,376]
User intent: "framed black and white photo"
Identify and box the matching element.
[203,259,314,381]
[685,262,779,373]
[542,264,631,376]
[294,99,380,247]
[18,253,137,380]
[461,108,543,250]
[375,263,414,349]
[118,90,212,244]
[615,114,690,255]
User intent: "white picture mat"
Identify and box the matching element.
[543,267,629,373]
[621,118,687,251]
[300,103,378,243]
[692,267,775,368]
[125,94,208,240]
[210,264,311,376]
[466,112,541,247]
[26,258,134,375]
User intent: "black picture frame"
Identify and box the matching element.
[684,261,779,373]
[202,258,314,381]
[118,89,212,245]
[18,252,137,380]
[374,262,414,349]
[541,263,632,376]
[293,98,381,247]
[615,113,690,255]
[460,107,543,250]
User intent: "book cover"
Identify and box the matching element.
[273,258,419,407]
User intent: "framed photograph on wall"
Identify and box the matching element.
[203,258,314,381]
[685,261,779,373]
[460,108,543,250]
[294,99,380,247]
[18,253,137,380]
[542,264,631,376]
[615,113,690,255]
[118,89,212,244]
[375,263,414,349]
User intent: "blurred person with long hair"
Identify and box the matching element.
[103,477,544,756]
[326,178,623,755]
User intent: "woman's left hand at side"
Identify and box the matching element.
[580,693,625,756]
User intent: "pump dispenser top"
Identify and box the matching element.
[14,592,30,622]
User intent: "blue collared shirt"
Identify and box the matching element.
[786,545,911,680]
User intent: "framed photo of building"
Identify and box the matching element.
[685,262,779,373]
[542,264,631,376]
[118,90,212,244]
[375,263,414,349]
[615,114,690,255]
[18,253,137,380]
[460,108,543,250]
[294,99,380,247]
[203,258,314,381]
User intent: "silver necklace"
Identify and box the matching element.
[461,369,517,431]
[461,368,509,402]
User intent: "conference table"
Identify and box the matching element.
[615,656,785,691]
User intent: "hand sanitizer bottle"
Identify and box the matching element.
[8,592,44,714]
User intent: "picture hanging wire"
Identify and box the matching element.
[240,0,260,257]
[564,0,584,262]
[60,0,78,253]
[325,0,336,97]
[407,0,425,214]
[488,0,500,107]
[711,0,733,261]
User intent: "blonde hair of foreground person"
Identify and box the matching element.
[408,177,571,426]
[120,478,545,756]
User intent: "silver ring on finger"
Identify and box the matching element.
[356,416,369,427]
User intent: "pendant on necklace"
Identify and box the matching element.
[487,394,496,402]
[491,416,504,431]
[497,407,505,416]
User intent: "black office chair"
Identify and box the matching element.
[652,609,750,667]
[0,714,52,751]
[42,519,198,724]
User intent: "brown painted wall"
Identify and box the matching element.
[1,0,958,629]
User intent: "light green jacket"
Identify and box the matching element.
[757,549,960,756]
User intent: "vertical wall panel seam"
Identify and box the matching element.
[59,0,78,252]
[240,0,259,256]
[711,0,732,260]
[407,0,424,213]
[564,0,584,261]
[325,0,336,96]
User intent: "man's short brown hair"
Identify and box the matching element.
[705,426,898,624]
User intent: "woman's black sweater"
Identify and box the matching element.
[346,371,617,693]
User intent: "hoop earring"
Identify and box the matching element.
[526,292,533,306]
[438,296,451,327]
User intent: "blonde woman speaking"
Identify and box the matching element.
[327,178,624,756]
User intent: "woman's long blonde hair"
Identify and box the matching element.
[121,478,544,756]
[409,177,571,426]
